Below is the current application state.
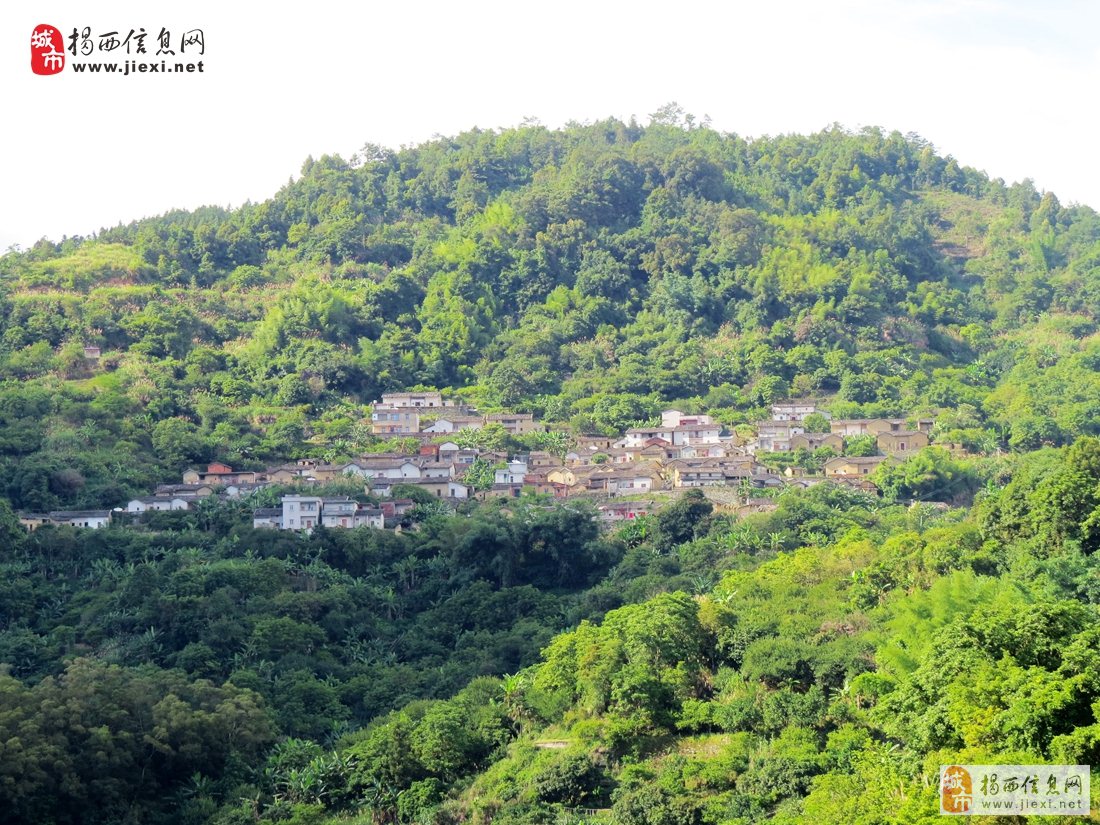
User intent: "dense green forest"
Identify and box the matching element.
[1,448,1099,823]
[2,112,1099,823]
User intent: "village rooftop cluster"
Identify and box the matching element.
[18,392,936,532]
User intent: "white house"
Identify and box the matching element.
[494,461,529,485]
[222,483,267,499]
[320,497,358,528]
[268,496,387,531]
[379,391,450,408]
[366,478,394,497]
[770,401,826,422]
[753,421,805,453]
[352,508,385,529]
[660,410,715,428]
[253,508,282,529]
[358,460,422,481]
[281,495,322,531]
[605,466,662,495]
[49,510,111,529]
[317,498,382,529]
[446,480,470,499]
[420,461,456,480]
[335,461,370,478]
[680,443,734,459]
[422,416,483,433]
[598,500,653,523]
[126,496,193,513]
[623,423,722,448]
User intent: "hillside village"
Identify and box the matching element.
[17,391,939,533]
[8,101,1100,825]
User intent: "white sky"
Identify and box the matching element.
[2,0,1098,251]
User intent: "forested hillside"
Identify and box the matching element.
[1,111,1098,509]
[2,446,1099,824]
[1,112,1099,824]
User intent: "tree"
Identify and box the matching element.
[461,457,500,493]
[1026,437,1100,551]
[152,417,209,468]
[845,434,878,457]
[871,448,974,502]
[408,499,452,522]
[655,489,713,552]
[524,429,576,461]
[410,702,484,780]
[453,422,509,452]
[802,412,831,433]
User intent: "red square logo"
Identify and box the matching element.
[31,24,65,75]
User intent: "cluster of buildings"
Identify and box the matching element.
[369,392,543,438]
[16,395,939,533]
[747,402,935,488]
[750,403,932,457]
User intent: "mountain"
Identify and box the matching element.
[0,116,1098,824]
[0,116,1097,509]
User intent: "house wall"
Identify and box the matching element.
[282,497,321,530]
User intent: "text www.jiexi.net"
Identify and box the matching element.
[975,798,1088,814]
[71,59,204,75]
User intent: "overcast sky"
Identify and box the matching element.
[3,0,1098,251]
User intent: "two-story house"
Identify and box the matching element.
[281,495,322,530]
[830,418,907,437]
[823,456,891,478]
[494,461,529,485]
[380,391,449,409]
[660,410,716,428]
[623,423,723,448]
[770,401,827,422]
[370,405,421,435]
[876,430,929,455]
[484,413,542,436]
[788,432,844,452]
[754,420,805,452]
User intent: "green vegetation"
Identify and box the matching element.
[1,114,1099,509]
[3,444,1099,823]
[1,112,1099,822]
